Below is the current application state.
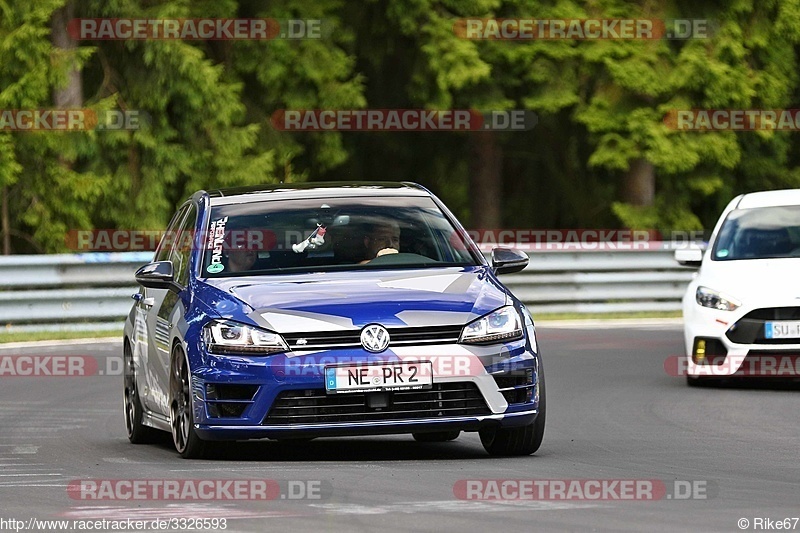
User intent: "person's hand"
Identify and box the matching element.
[360,248,399,264]
[375,248,399,257]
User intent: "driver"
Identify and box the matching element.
[362,221,401,263]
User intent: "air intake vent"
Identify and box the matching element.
[264,382,490,425]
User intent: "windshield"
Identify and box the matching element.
[201,195,479,277]
[712,205,800,261]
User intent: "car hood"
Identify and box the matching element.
[698,257,800,301]
[201,267,508,332]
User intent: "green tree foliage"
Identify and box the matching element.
[0,0,99,252]
[0,0,363,252]
[3,0,800,252]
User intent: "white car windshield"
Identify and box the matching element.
[712,205,800,260]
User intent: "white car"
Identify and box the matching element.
[676,189,800,385]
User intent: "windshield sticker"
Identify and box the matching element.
[292,224,326,253]
[207,216,228,273]
[716,249,729,258]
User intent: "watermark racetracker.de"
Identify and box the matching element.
[62,228,706,252]
[270,109,538,132]
[66,479,332,501]
[665,354,800,378]
[0,109,144,131]
[0,355,106,377]
[453,479,715,501]
[453,18,713,40]
[68,18,329,40]
[665,109,800,131]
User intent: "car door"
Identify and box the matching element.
[140,203,194,416]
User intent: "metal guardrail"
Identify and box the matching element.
[0,247,696,331]
[499,247,695,314]
[0,253,150,331]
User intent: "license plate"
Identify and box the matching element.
[765,321,800,339]
[325,362,433,394]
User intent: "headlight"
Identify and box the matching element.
[695,286,741,311]
[202,320,288,355]
[460,306,523,344]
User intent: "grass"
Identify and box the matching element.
[0,329,122,344]
[535,311,682,321]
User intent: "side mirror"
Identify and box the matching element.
[674,247,704,268]
[135,261,179,291]
[491,247,529,275]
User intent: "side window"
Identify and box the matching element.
[155,204,190,263]
[171,204,197,288]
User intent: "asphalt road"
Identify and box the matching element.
[1,324,799,532]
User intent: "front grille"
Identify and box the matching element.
[736,350,800,377]
[263,382,490,425]
[283,325,463,350]
[727,308,800,345]
[739,308,800,320]
[746,350,800,357]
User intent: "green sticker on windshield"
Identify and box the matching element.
[716,249,729,258]
[207,263,224,274]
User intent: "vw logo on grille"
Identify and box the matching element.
[361,324,390,353]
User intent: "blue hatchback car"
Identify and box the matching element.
[123,182,545,458]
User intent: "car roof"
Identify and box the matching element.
[736,189,800,209]
[206,182,430,206]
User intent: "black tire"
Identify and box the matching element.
[124,341,160,444]
[686,375,721,387]
[412,431,461,442]
[170,345,210,459]
[480,366,546,456]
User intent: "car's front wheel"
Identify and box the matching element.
[480,368,546,456]
[170,345,210,459]
[124,341,159,444]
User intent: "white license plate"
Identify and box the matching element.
[325,362,433,394]
[765,321,800,339]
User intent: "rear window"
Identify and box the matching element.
[712,205,800,261]
[202,196,479,277]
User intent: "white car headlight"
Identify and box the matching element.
[695,286,741,311]
[203,319,288,355]
[460,306,523,344]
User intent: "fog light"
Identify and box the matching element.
[692,338,727,365]
[695,339,706,361]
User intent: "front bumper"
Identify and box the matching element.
[683,300,800,377]
[188,339,541,441]
[196,410,539,441]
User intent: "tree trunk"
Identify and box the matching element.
[2,187,9,255]
[468,132,503,229]
[622,157,655,206]
[51,1,83,108]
